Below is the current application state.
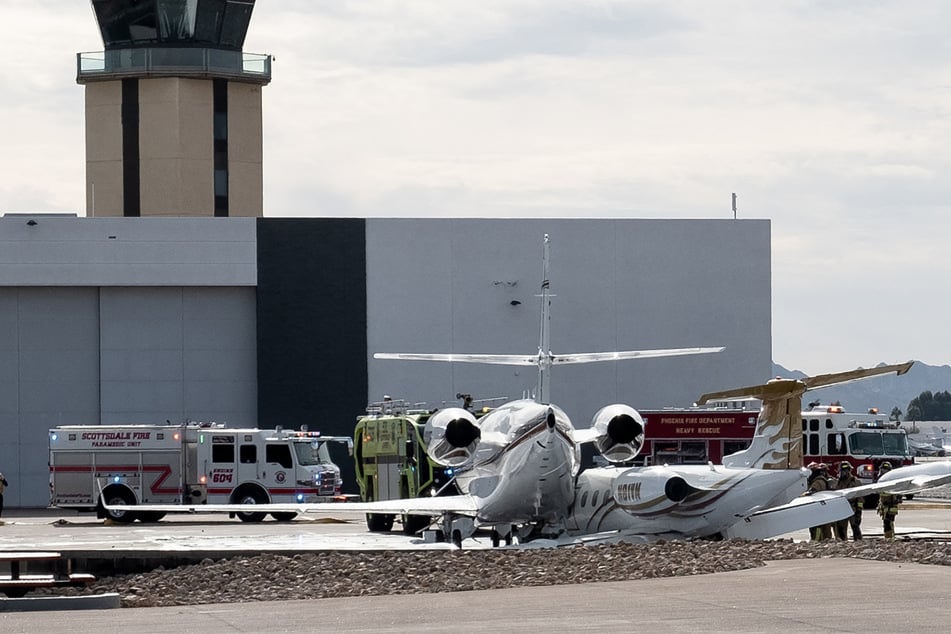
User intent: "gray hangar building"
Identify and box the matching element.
[0,215,771,508]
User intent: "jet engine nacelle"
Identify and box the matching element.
[611,466,703,516]
[423,407,481,468]
[590,404,645,464]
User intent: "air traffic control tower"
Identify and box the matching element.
[77,1,271,217]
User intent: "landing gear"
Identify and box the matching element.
[439,515,475,548]
[490,525,515,547]
[367,513,395,532]
[402,513,431,535]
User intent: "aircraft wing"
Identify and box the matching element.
[725,493,854,539]
[726,461,951,540]
[104,495,481,516]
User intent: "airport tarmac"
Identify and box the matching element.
[3,502,951,554]
[2,504,951,632]
[1,558,949,632]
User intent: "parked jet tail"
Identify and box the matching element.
[375,234,722,404]
[697,361,913,470]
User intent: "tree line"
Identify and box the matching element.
[900,390,951,421]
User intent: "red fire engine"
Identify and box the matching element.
[637,408,759,465]
[800,404,914,483]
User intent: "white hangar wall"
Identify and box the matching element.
[0,217,259,507]
[365,218,772,425]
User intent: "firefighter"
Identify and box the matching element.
[804,462,833,540]
[876,461,901,539]
[832,462,862,540]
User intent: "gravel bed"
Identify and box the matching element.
[36,539,951,608]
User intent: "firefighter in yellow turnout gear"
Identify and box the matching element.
[833,462,862,540]
[876,462,901,539]
[805,463,834,541]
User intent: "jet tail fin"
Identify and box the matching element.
[697,361,913,470]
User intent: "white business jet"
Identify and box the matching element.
[370,233,723,544]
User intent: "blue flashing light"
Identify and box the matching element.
[296,493,305,502]
[113,476,120,483]
[445,467,455,477]
[51,432,58,441]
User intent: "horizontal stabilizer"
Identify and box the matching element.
[374,353,538,365]
[375,347,723,367]
[551,347,724,365]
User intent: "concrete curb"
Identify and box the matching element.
[0,593,120,612]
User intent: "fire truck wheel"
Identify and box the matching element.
[100,488,138,523]
[271,512,297,522]
[234,488,268,522]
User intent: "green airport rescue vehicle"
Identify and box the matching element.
[353,394,493,534]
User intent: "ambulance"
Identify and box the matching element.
[49,423,353,523]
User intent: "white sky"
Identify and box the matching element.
[2,1,949,375]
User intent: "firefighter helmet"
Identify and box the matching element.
[880,461,893,472]
[840,461,852,470]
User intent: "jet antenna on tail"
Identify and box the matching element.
[537,233,553,404]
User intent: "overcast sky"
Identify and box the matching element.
[2,1,949,376]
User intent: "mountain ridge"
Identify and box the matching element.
[772,360,951,418]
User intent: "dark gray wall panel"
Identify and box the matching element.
[256,218,368,431]
[256,219,367,493]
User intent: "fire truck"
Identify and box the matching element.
[49,423,353,523]
[800,404,914,483]
[353,395,496,534]
[635,402,914,483]
[636,406,760,466]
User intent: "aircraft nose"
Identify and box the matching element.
[546,409,556,429]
